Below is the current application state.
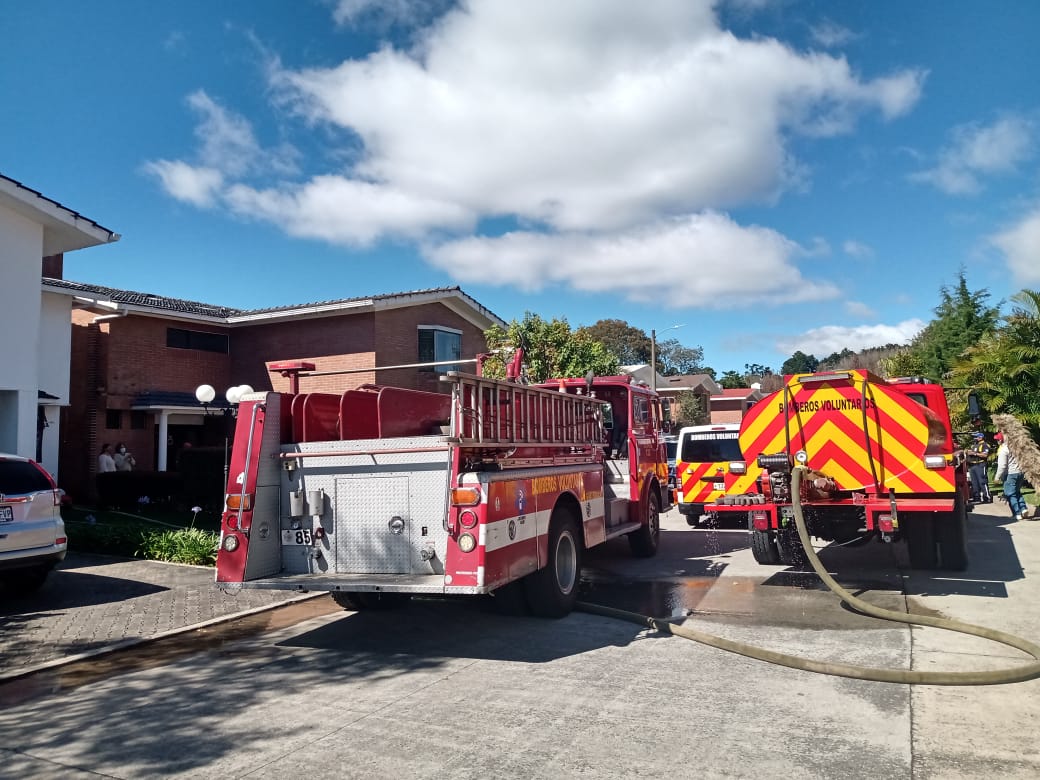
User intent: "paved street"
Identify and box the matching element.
[0,501,1038,778]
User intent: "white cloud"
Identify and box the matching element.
[991,206,1040,285]
[844,300,876,318]
[142,160,223,208]
[271,0,923,235]
[810,20,856,48]
[842,239,873,257]
[144,91,297,205]
[224,176,474,246]
[911,116,1034,195]
[776,319,925,356]
[423,212,840,306]
[150,0,925,303]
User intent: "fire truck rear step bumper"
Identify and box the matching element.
[219,574,478,595]
[603,521,642,540]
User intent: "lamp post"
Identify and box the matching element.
[650,324,685,393]
[195,383,253,488]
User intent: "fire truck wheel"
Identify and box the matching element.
[936,495,969,571]
[524,511,582,618]
[903,513,938,570]
[333,591,411,610]
[776,526,809,569]
[355,592,412,610]
[331,592,363,610]
[628,491,661,558]
[750,529,782,565]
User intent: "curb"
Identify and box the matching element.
[0,591,327,685]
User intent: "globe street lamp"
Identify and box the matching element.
[650,324,685,393]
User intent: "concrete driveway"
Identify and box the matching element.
[1,501,1038,779]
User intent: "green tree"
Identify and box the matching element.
[677,389,709,426]
[578,319,650,364]
[903,269,1000,381]
[949,289,1040,432]
[484,313,620,382]
[719,370,745,389]
[657,339,706,376]
[780,351,819,375]
[878,348,927,379]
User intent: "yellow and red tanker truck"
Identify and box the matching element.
[709,370,971,570]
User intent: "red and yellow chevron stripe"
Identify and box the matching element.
[739,371,954,493]
[677,460,761,504]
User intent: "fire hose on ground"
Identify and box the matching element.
[577,466,1040,685]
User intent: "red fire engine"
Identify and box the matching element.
[215,362,670,617]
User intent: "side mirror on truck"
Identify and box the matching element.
[967,391,982,418]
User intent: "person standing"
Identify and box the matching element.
[98,443,116,473]
[114,442,136,472]
[966,432,991,504]
[994,431,1028,521]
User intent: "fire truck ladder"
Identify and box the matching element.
[443,372,604,453]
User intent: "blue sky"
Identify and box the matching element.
[3,1,1039,374]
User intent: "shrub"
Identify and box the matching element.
[66,522,147,558]
[138,528,218,566]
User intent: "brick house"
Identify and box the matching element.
[45,278,503,500]
[709,387,765,424]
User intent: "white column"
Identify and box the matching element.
[157,411,170,471]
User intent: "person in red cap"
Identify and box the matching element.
[967,432,992,504]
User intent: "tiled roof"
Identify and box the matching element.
[1,172,119,239]
[43,278,502,324]
[711,388,761,399]
[44,278,238,318]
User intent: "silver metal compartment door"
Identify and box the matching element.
[335,475,412,574]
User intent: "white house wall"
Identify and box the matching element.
[0,206,43,456]
[38,291,73,478]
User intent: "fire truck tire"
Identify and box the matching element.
[524,511,582,618]
[903,513,939,570]
[356,592,412,610]
[332,591,411,610]
[936,495,969,571]
[628,491,661,558]
[776,526,809,569]
[330,592,362,610]
[750,529,782,565]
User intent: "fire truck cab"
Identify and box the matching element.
[214,366,670,617]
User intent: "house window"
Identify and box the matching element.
[106,410,122,429]
[130,411,147,430]
[418,326,462,373]
[167,327,229,354]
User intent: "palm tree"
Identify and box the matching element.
[951,289,1040,432]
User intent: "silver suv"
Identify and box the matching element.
[0,453,67,594]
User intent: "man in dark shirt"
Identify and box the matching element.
[967,432,991,503]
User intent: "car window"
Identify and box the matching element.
[666,441,677,461]
[680,435,743,462]
[0,461,52,495]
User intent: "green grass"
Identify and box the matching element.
[62,504,221,565]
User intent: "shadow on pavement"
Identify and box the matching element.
[0,569,166,613]
[758,509,1024,599]
[279,597,644,663]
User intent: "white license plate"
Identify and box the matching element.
[0,506,12,523]
[281,529,313,545]
[713,482,725,491]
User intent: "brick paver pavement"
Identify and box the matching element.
[0,552,306,680]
